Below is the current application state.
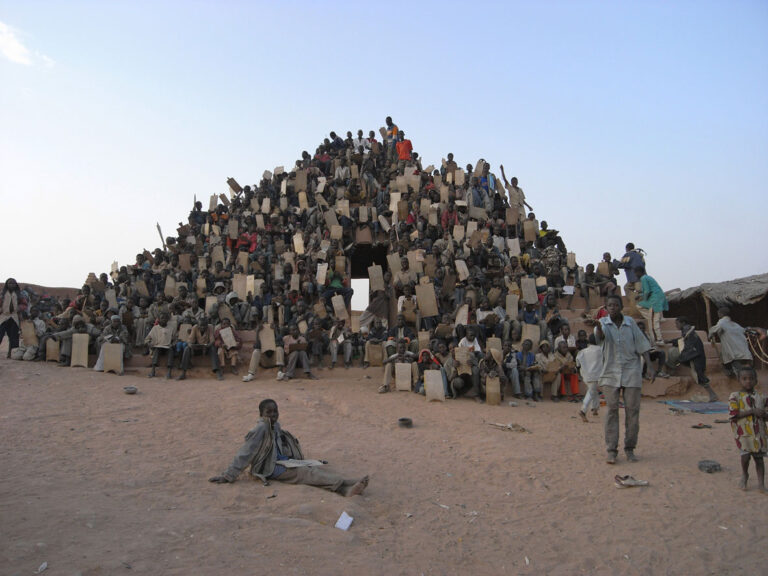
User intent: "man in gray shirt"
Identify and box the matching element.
[596,295,654,464]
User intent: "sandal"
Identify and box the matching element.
[614,475,649,488]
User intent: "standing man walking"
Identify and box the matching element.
[596,294,654,464]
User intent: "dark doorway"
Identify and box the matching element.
[350,243,389,279]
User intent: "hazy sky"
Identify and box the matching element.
[2,1,767,308]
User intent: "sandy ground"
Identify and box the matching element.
[1,350,767,576]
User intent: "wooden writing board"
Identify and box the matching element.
[506,294,519,317]
[20,321,38,347]
[415,283,439,317]
[521,323,540,347]
[406,250,423,275]
[368,265,385,292]
[236,250,249,272]
[46,339,59,362]
[486,337,502,355]
[387,253,402,274]
[232,274,247,300]
[105,288,118,310]
[424,370,445,402]
[332,295,348,322]
[164,276,177,298]
[455,304,469,327]
[220,326,238,349]
[211,245,225,266]
[103,343,123,374]
[228,219,239,240]
[455,260,469,282]
[368,342,383,366]
[259,324,276,352]
[455,346,472,375]
[316,262,328,285]
[521,277,538,304]
[205,296,218,314]
[523,219,538,243]
[485,376,501,406]
[293,233,305,255]
[71,333,90,368]
[196,277,207,298]
[395,362,412,391]
[418,330,430,352]
[177,323,193,343]
[314,301,327,319]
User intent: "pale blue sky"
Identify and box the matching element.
[1,1,767,308]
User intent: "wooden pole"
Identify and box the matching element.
[703,294,712,333]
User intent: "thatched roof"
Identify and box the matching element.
[666,273,768,307]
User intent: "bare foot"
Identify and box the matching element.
[346,475,369,496]
[579,410,588,423]
[739,475,748,490]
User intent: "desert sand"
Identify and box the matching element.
[1,348,766,576]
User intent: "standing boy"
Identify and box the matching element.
[596,294,653,464]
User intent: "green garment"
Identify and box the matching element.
[638,275,668,312]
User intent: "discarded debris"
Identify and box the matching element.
[487,422,531,433]
[614,475,649,488]
[698,460,722,473]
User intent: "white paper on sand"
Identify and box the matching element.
[335,511,354,531]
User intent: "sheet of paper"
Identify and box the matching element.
[335,511,354,531]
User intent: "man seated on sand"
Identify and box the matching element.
[209,399,369,497]
[93,315,131,374]
[379,339,418,394]
[179,316,222,381]
[279,324,318,381]
[214,317,242,376]
[52,314,100,366]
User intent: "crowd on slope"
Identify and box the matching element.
[0,117,758,407]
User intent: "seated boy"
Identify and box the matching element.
[145,312,175,378]
[379,339,418,393]
[535,340,560,401]
[554,340,579,402]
